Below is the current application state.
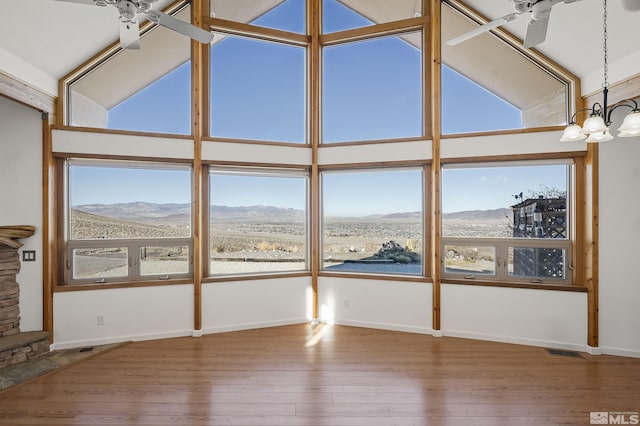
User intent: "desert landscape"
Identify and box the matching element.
[69,203,513,278]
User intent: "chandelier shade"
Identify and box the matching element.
[560,124,587,142]
[617,111,640,136]
[585,129,614,143]
[582,115,608,134]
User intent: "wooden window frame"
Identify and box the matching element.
[319,164,430,280]
[204,164,311,280]
[58,157,194,288]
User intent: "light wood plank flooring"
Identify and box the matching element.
[0,324,639,425]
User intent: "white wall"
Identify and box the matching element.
[598,102,640,357]
[52,129,194,159]
[52,284,194,349]
[442,284,588,351]
[441,130,586,159]
[318,140,432,165]
[0,95,43,332]
[318,277,433,334]
[201,277,311,333]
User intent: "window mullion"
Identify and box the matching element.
[496,241,506,281]
[130,242,139,281]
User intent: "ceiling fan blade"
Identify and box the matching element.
[120,19,140,49]
[446,13,521,46]
[524,14,550,48]
[146,10,214,44]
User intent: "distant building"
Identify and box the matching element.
[511,196,567,239]
[511,197,566,279]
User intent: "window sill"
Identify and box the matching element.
[54,278,194,292]
[318,271,430,283]
[442,278,587,292]
[204,271,311,283]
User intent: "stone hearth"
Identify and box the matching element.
[0,229,49,369]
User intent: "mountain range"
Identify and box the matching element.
[73,202,511,224]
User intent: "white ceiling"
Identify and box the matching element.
[0,0,638,97]
[460,0,640,96]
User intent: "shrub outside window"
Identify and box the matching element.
[66,159,193,284]
[441,161,572,284]
[321,167,424,276]
[208,167,309,276]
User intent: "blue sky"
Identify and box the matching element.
[83,0,552,214]
[442,165,567,213]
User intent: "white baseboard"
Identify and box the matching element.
[333,319,434,336]
[600,346,640,358]
[442,329,589,353]
[47,323,640,359]
[49,329,192,351]
[201,318,308,335]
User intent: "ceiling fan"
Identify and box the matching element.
[446,0,581,49]
[447,0,640,48]
[54,0,214,49]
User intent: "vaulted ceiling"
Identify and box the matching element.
[0,0,638,98]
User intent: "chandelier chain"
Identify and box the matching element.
[603,0,609,88]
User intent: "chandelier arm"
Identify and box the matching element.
[591,102,604,117]
[569,108,597,124]
[605,102,640,125]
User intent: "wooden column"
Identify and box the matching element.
[309,0,320,319]
[191,0,210,332]
[41,112,54,341]
[429,0,442,331]
[585,143,599,348]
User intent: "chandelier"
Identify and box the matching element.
[560,0,640,143]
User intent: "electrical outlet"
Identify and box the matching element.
[97,315,104,326]
[22,250,36,262]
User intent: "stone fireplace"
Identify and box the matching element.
[0,226,49,369]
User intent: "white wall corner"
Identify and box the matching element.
[0,47,58,97]
[586,346,602,356]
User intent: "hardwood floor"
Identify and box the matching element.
[0,324,639,425]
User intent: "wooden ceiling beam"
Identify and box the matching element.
[0,70,54,114]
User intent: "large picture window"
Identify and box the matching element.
[441,161,572,284]
[66,159,192,284]
[322,32,423,143]
[208,167,308,276]
[321,168,424,276]
[210,35,306,143]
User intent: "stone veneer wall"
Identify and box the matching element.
[0,247,20,336]
[0,246,49,368]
